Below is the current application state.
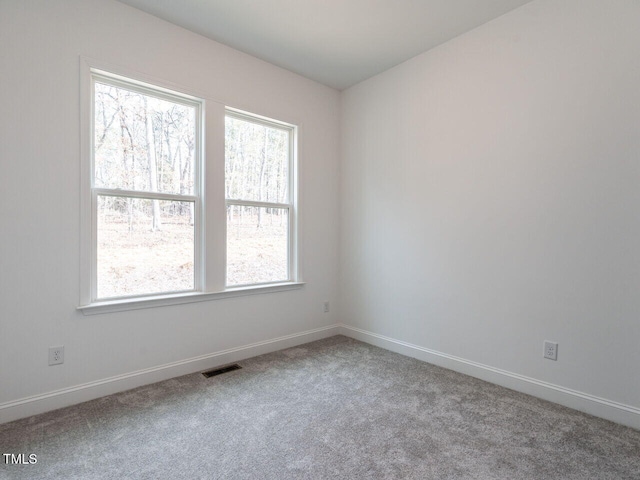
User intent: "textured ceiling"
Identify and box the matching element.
[116,0,534,90]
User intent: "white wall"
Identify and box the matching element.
[340,0,640,427]
[0,0,340,422]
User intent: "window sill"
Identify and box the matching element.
[78,282,305,315]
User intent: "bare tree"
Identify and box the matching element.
[144,96,161,231]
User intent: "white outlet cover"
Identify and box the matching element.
[543,341,558,361]
[49,346,64,365]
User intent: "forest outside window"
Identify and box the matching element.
[90,71,202,301]
[225,111,296,287]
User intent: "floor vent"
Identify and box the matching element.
[202,364,242,378]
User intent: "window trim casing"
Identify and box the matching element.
[79,58,303,315]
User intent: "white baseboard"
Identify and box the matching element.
[339,324,640,430]
[0,324,341,425]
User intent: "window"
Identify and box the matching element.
[225,111,296,287]
[90,71,202,300]
[80,63,300,312]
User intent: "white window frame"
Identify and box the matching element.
[225,108,298,287]
[79,59,303,315]
[87,69,204,302]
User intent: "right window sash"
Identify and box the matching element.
[224,110,297,287]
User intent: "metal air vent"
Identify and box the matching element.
[202,364,242,378]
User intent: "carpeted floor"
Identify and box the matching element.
[1,335,639,479]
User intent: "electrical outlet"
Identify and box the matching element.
[543,341,558,361]
[49,346,64,366]
[323,301,330,313]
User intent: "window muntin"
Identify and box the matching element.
[91,72,202,301]
[225,111,295,287]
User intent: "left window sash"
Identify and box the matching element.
[85,68,204,303]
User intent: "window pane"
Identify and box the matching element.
[225,116,289,203]
[227,206,288,286]
[94,82,196,195]
[97,196,194,299]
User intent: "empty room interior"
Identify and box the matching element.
[1,0,640,478]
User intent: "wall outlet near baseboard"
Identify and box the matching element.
[49,346,64,366]
[323,301,330,313]
[543,341,558,361]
